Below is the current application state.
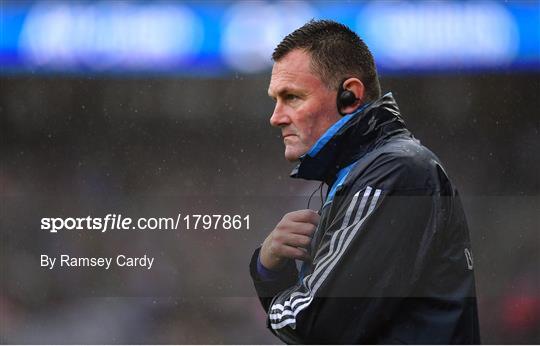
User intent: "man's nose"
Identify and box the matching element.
[269,102,291,128]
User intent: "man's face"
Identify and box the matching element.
[268,49,340,162]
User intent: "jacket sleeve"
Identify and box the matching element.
[264,159,442,343]
[249,247,300,312]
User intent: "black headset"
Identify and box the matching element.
[336,78,359,116]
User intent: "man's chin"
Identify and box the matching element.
[284,148,305,162]
[285,155,300,163]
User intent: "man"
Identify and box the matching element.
[249,20,480,344]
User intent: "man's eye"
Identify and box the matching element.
[286,94,298,101]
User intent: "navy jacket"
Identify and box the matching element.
[249,93,481,344]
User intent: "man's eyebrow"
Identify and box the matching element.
[268,86,296,99]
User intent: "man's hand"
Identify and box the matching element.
[260,209,320,271]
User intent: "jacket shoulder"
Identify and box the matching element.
[347,137,447,193]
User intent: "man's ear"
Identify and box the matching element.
[339,78,365,115]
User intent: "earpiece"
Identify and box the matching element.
[337,79,359,116]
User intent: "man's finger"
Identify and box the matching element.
[286,209,320,225]
[283,233,312,248]
[287,221,317,236]
[278,245,311,261]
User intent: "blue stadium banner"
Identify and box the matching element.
[1,1,539,75]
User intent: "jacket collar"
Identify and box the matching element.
[290,92,408,186]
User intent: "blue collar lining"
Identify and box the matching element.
[322,160,358,208]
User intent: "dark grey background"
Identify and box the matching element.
[1,73,539,343]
